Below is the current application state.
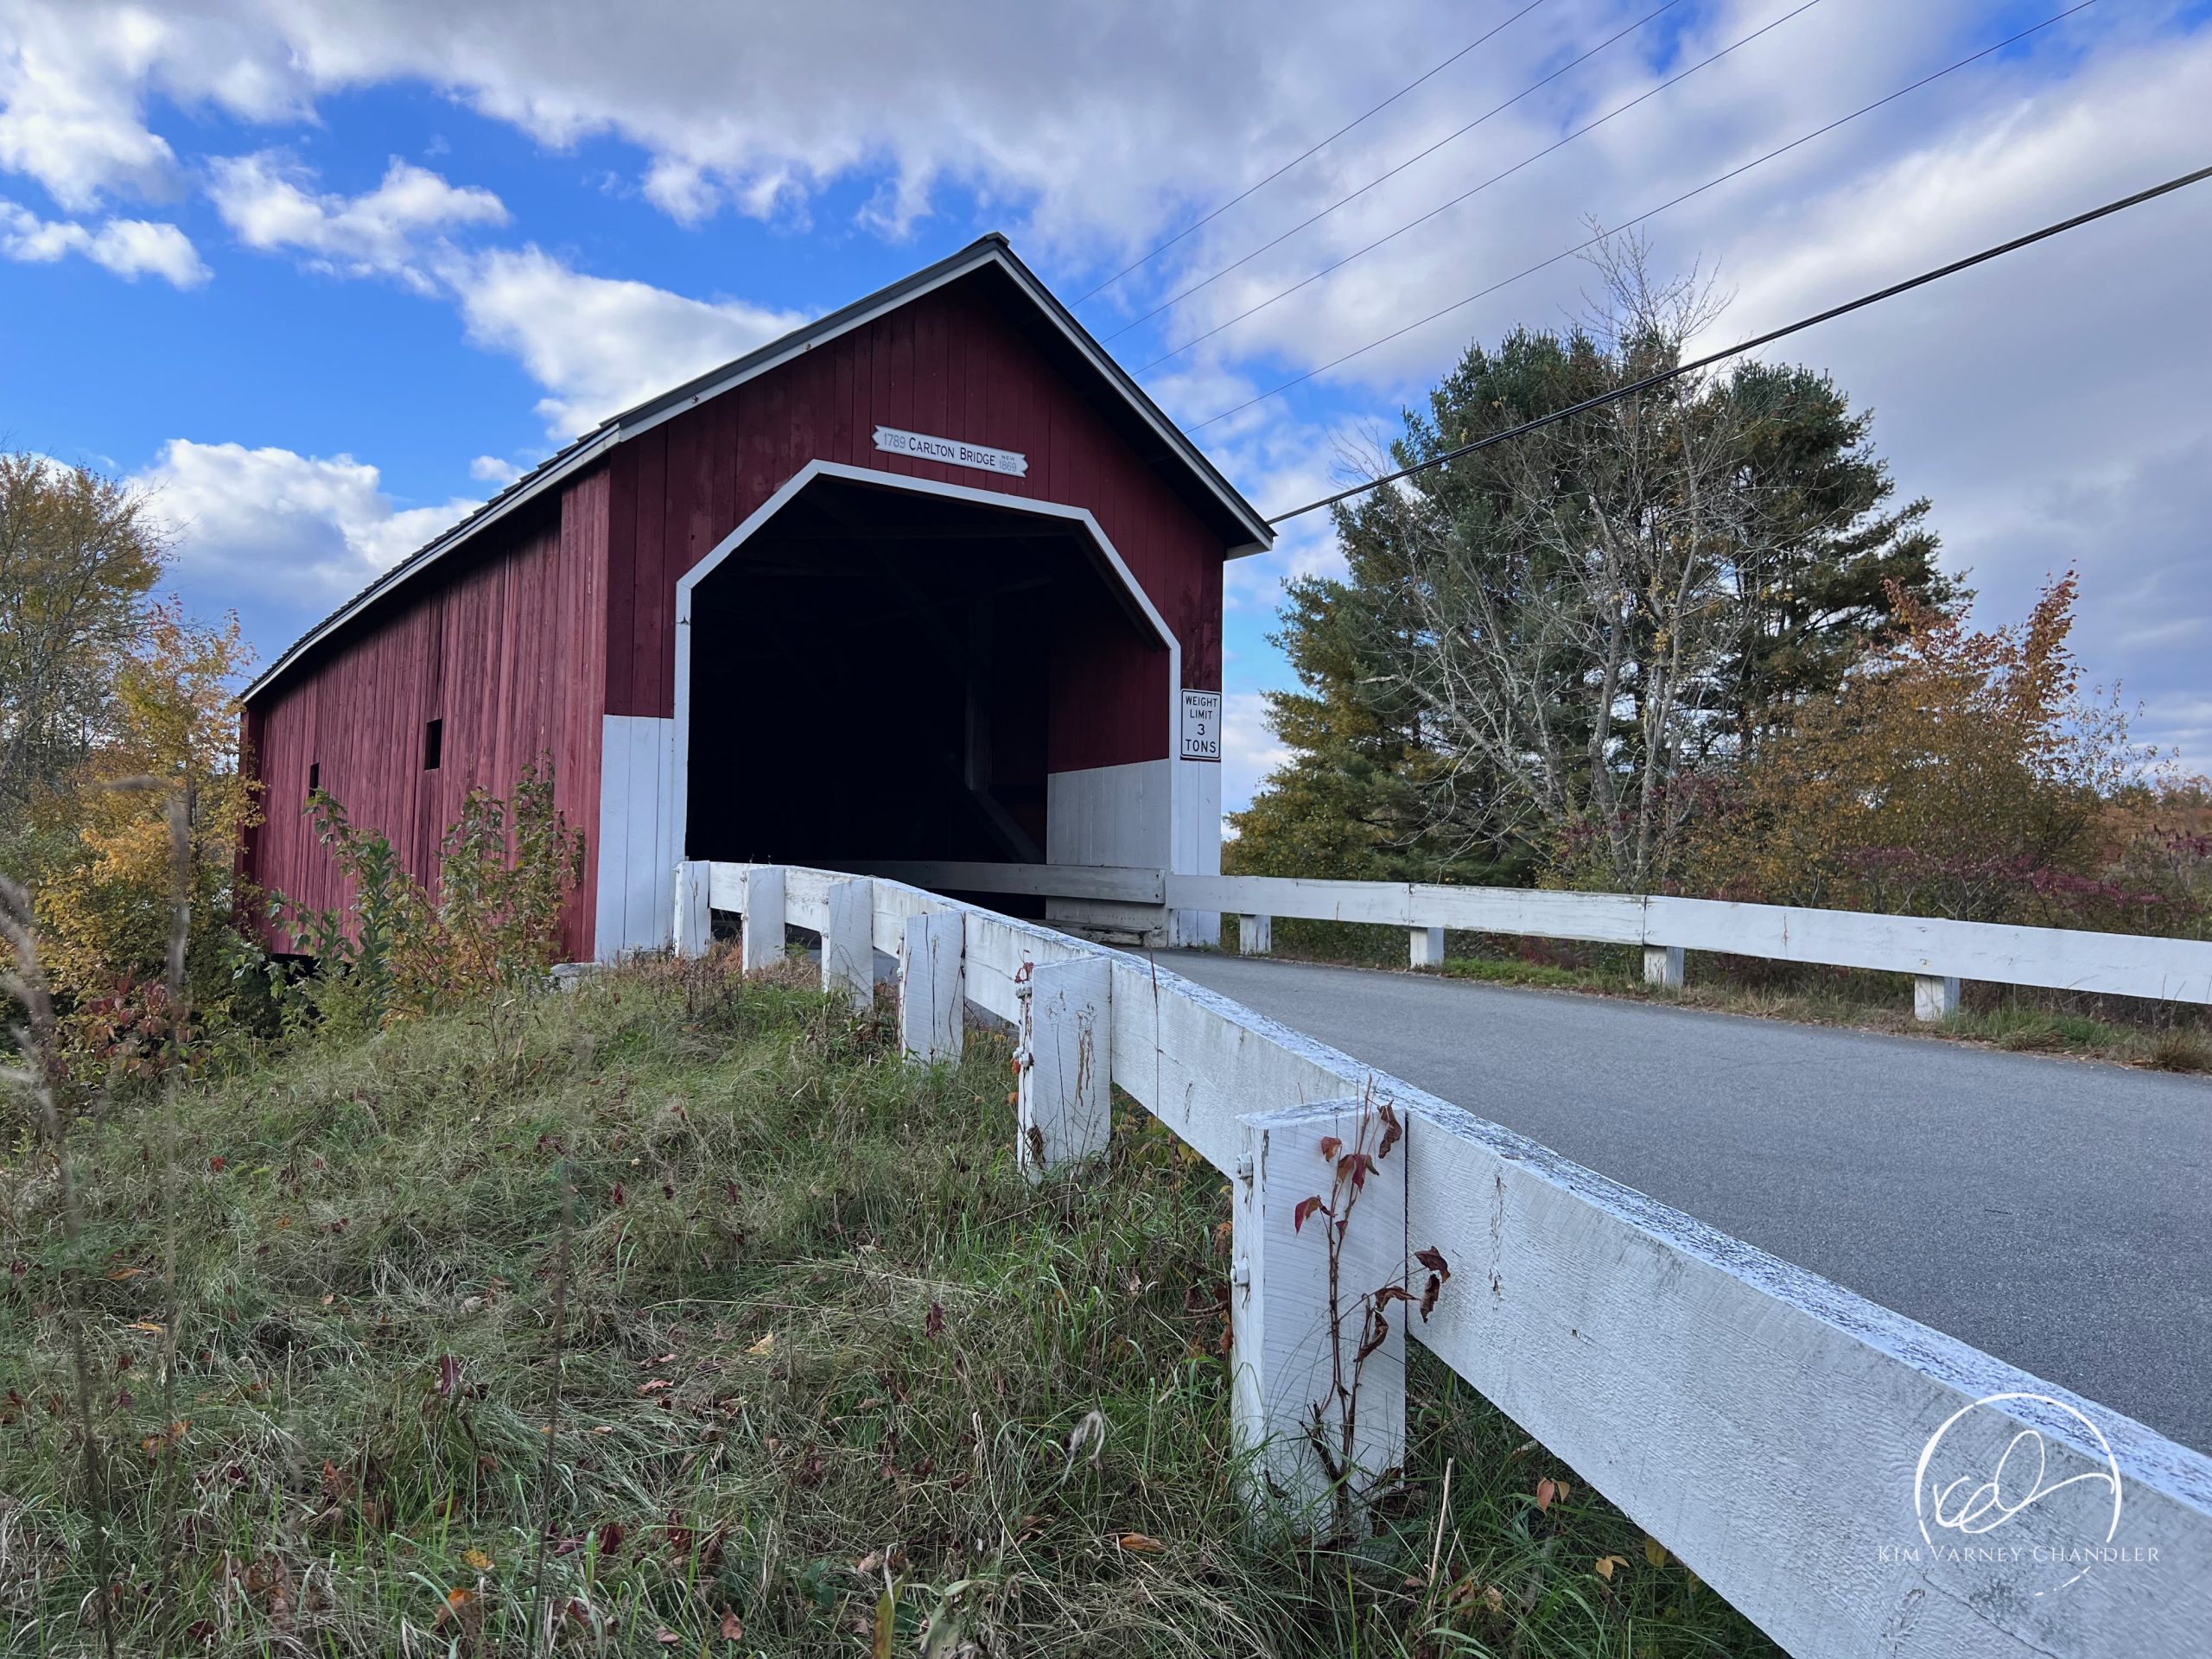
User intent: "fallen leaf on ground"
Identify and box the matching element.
[1116,1533,1166,1554]
[746,1333,774,1357]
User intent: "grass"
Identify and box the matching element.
[1438,957,1599,992]
[0,951,1779,1656]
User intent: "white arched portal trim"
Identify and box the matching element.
[591,460,1205,957]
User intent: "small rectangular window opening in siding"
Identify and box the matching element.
[423,719,443,772]
[308,761,319,795]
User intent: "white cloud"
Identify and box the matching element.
[442,245,809,436]
[133,439,480,603]
[0,4,179,208]
[1222,690,1292,818]
[0,0,1601,251]
[0,1,308,209]
[208,151,508,286]
[0,196,207,284]
[194,147,801,442]
[1943,438,2212,765]
[469,454,525,486]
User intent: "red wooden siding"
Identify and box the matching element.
[602,276,1224,770]
[245,470,611,960]
[245,258,1238,961]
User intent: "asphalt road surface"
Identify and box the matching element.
[1160,950,2212,1454]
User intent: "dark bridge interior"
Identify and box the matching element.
[684,475,1158,874]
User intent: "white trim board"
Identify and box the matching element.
[672,461,1192,928]
[592,714,680,961]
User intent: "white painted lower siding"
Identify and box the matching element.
[1041,754,1223,945]
[1172,753,1222,947]
[1046,758,1172,864]
[1046,759,1173,939]
[593,714,681,960]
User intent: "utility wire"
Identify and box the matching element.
[1103,0,1690,340]
[1141,0,1821,372]
[1193,0,2100,432]
[1074,0,1553,305]
[1264,162,2212,524]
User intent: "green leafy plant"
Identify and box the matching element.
[270,759,583,1035]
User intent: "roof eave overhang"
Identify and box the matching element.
[239,426,620,702]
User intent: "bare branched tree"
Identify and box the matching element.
[1352,234,1762,891]
[1238,228,1953,893]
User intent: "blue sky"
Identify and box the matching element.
[4,0,2209,814]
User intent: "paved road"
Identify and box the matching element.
[1160,950,2212,1453]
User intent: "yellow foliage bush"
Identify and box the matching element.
[29,600,263,1065]
[1688,573,2165,927]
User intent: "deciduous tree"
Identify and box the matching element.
[0,453,167,841]
[32,601,260,1027]
[1690,573,2141,922]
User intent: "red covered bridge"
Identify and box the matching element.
[239,235,1271,961]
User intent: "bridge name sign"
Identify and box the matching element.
[873,424,1028,478]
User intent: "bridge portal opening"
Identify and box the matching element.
[682,473,1173,904]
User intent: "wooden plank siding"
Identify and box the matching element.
[601,276,1224,767]
[245,474,611,961]
[245,261,1233,961]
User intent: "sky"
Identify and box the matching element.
[3,0,2209,818]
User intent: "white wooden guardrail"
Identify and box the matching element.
[675,860,2211,1659]
[844,861,2212,1020]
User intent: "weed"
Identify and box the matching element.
[2146,1026,2212,1074]
[0,951,1780,1656]
[1440,957,1597,990]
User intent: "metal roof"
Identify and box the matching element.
[243,233,1272,703]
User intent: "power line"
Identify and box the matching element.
[1264,162,2212,525]
[1073,0,1553,305]
[1140,0,1821,372]
[1103,0,1691,341]
[1193,0,2101,432]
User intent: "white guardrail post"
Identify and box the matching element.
[672,861,711,958]
[1014,955,1113,1179]
[899,909,964,1062]
[1239,913,1273,955]
[739,866,786,973]
[1409,925,1446,969]
[821,877,874,1013]
[1232,1097,1409,1533]
[1643,943,1685,988]
[1915,973,1961,1021]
